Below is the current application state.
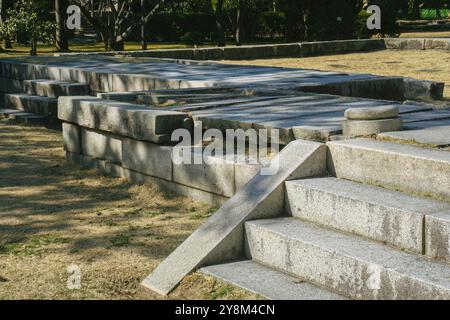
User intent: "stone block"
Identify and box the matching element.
[58,97,190,144]
[425,211,450,263]
[111,74,155,92]
[286,177,450,253]
[327,138,450,201]
[403,77,445,101]
[246,217,450,300]
[24,80,89,97]
[81,128,123,164]
[62,122,82,154]
[122,138,173,181]
[173,154,235,197]
[200,260,345,300]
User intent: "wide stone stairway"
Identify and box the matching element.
[0,79,89,126]
[201,139,450,300]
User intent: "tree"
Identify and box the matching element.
[2,0,56,55]
[0,0,12,48]
[235,0,242,46]
[55,0,69,51]
[212,0,226,47]
[70,0,171,51]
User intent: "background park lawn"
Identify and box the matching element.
[223,48,450,101]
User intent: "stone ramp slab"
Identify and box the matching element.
[141,140,327,296]
[200,260,346,300]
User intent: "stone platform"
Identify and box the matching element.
[0,55,443,101]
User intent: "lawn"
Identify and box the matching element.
[222,49,450,100]
[0,42,194,58]
[0,119,258,300]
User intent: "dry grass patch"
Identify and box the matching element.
[221,49,450,100]
[0,119,254,300]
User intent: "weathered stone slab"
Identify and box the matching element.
[111,74,155,92]
[142,140,327,296]
[62,123,81,154]
[299,77,405,101]
[327,138,450,201]
[122,138,173,181]
[384,38,425,50]
[378,125,450,147]
[234,161,261,191]
[81,128,123,164]
[425,211,450,264]
[401,110,450,123]
[403,77,445,100]
[173,153,235,197]
[343,118,403,137]
[424,39,450,50]
[200,260,345,300]
[66,151,228,207]
[5,94,58,117]
[246,217,450,299]
[58,96,190,144]
[286,177,450,253]
[0,77,24,94]
[24,79,89,97]
[293,124,342,142]
[299,39,386,56]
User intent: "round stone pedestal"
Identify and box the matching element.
[343,105,402,137]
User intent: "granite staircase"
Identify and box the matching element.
[201,138,450,300]
[0,79,89,127]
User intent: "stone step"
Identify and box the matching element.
[14,114,48,125]
[58,96,190,144]
[200,260,346,300]
[327,138,450,201]
[0,108,47,125]
[285,177,450,253]
[5,93,57,117]
[23,79,89,98]
[245,218,450,300]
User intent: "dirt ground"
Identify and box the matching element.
[222,49,450,100]
[0,119,258,300]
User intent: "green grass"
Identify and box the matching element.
[0,41,196,58]
[0,234,69,256]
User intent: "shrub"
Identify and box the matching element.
[181,31,206,46]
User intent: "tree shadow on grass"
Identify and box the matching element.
[0,120,212,263]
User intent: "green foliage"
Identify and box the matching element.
[354,9,373,39]
[0,0,56,54]
[420,8,450,19]
[181,31,206,46]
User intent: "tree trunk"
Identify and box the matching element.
[0,0,12,49]
[235,0,242,46]
[109,37,124,51]
[141,0,147,50]
[408,0,420,19]
[30,35,37,55]
[55,0,69,52]
[215,0,225,47]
